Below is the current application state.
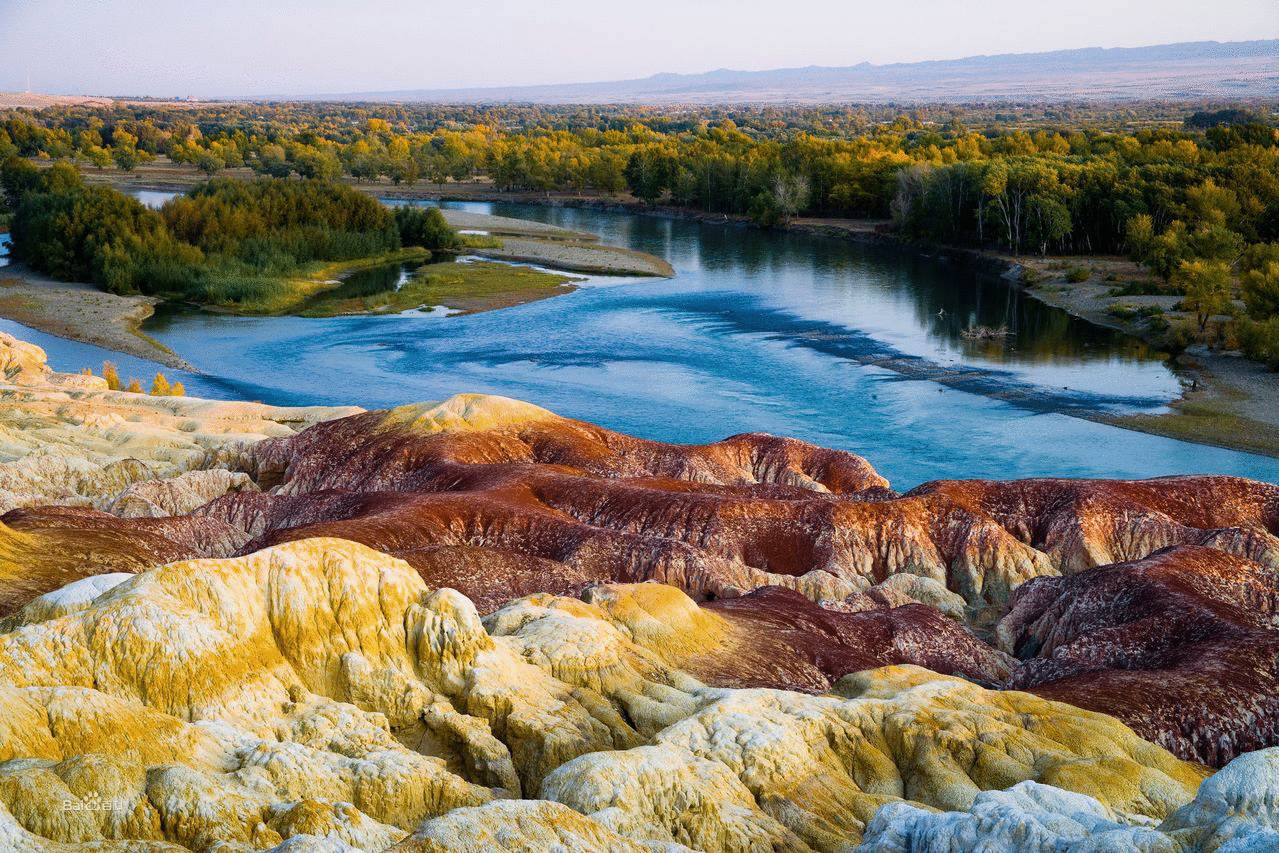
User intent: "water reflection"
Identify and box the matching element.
[430,201,1176,403]
[294,260,429,313]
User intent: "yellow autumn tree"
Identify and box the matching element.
[101,361,121,391]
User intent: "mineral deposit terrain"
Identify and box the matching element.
[0,330,1277,852]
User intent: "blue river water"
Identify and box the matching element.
[5,200,1279,489]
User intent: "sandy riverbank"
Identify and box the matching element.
[0,265,194,370]
[999,254,1279,458]
[430,209,674,276]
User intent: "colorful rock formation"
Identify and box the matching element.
[860,746,1279,851]
[0,332,356,610]
[0,333,1277,850]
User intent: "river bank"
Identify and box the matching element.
[409,184,1279,460]
[0,264,193,370]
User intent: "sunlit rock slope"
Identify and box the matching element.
[0,538,1211,851]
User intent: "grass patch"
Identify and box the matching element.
[188,247,434,315]
[461,234,504,250]
[1106,303,1165,321]
[1110,404,1279,458]
[1064,266,1091,283]
[296,260,575,317]
[1108,279,1173,297]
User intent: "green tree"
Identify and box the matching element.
[293,147,341,181]
[1174,259,1233,333]
[0,157,42,204]
[1125,214,1154,261]
[394,205,460,251]
[771,172,811,225]
[112,145,140,171]
[1242,261,1279,320]
[193,150,225,176]
[624,148,670,204]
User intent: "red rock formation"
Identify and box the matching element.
[203,405,1278,621]
[7,393,1278,766]
[910,477,1279,573]
[699,586,1013,691]
[0,506,241,615]
[1000,545,1279,767]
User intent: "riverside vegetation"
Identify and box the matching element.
[0,158,568,315]
[1,102,1277,367]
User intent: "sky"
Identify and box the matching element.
[1,0,1276,98]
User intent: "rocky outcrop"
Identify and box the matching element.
[0,506,244,616]
[0,331,357,515]
[0,539,1208,850]
[0,333,355,611]
[859,746,1279,852]
[106,469,258,519]
[698,586,1012,690]
[999,545,1279,767]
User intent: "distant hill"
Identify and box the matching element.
[331,40,1279,104]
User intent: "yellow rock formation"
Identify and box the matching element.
[0,332,359,514]
[0,539,1209,850]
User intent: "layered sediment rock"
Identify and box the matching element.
[189,397,1279,628]
[0,332,356,610]
[0,539,1207,850]
[0,332,356,514]
[1000,545,1279,767]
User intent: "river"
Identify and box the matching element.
[10,197,1279,488]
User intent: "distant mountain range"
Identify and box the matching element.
[328,40,1279,104]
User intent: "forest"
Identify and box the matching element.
[1,100,1277,363]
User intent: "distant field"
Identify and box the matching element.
[0,92,113,109]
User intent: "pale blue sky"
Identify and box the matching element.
[1,0,1276,97]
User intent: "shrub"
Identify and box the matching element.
[394,205,460,251]
[1064,266,1091,283]
[1108,279,1170,297]
[1106,303,1164,321]
[1238,317,1279,369]
[1242,261,1279,320]
[1173,259,1233,332]
[1161,318,1199,358]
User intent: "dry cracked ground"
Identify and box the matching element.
[0,329,1276,851]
